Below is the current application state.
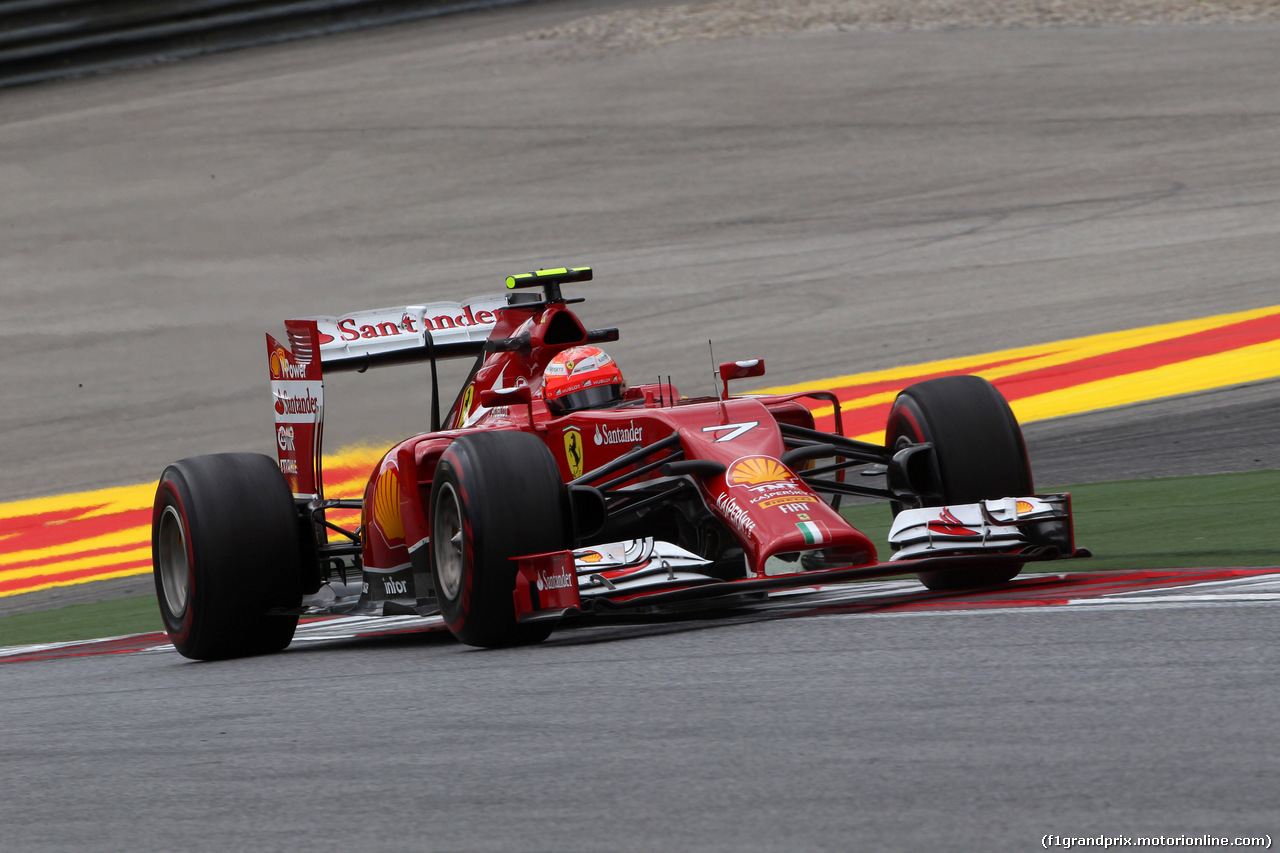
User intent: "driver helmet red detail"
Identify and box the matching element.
[544,345,625,415]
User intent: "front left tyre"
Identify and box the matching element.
[430,431,570,648]
[152,453,304,660]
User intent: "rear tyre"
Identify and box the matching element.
[152,453,303,660]
[430,432,568,648]
[885,376,1033,591]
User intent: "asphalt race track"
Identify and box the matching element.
[2,1,1279,850]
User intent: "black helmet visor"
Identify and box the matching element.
[548,384,623,415]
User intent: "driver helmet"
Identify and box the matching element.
[544,345,625,415]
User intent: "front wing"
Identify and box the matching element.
[513,494,1088,624]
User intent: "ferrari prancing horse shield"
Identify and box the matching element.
[563,426,584,478]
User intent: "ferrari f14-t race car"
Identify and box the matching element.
[152,267,1088,659]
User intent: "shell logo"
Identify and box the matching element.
[269,346,289,380]
[1016,500,1035,515]
[577,551,603,563]
[373,468,405,542]
[727,456,791,488]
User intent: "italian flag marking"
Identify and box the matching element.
[797,521,827,545]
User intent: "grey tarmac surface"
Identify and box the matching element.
[1024,378,1280,487]
[2,2,1279,850]
[3,605,1277,851]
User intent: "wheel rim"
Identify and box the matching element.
[433,482,465,602]
[157,505,191,618]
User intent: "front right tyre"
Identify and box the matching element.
[885,375,1034,591]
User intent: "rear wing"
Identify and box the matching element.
[266,295,507,499]
[294,295,507,373]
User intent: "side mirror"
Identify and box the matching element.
[719,359,765,397]
[479,385,532,407]
[479,384,537,430]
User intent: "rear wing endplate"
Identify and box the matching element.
[267,322,325,499]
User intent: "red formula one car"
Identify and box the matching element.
[151,267,1087,659]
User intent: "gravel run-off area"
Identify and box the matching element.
[528,0,1280,50]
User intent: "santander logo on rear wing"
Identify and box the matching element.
[302,295,507,368]
[266,295,507,498]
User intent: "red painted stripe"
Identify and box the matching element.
[1028,567,1271,586]
[0,507,88,531]
[822,402,893,439]
[4,542,149,573]
[324,467,368,480]
[996,313,1280,401]
[0,508,151,553]
[819,354,1050,402]
[813,314,1280,436]
[891,598,1074,611]
[0,559,153,594]
[804,358,1047,435]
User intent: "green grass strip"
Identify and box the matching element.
[0,595,162,649]
[841,469,1280,572]
[1,470,1277,648]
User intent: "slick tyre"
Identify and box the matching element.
[886,376,1033,591]
[430,431,569,648]
[152,453,303,660]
